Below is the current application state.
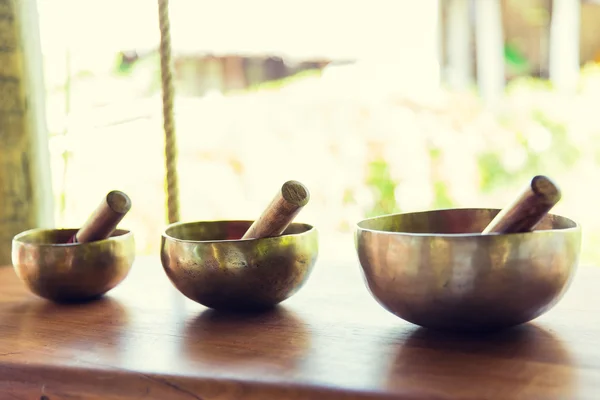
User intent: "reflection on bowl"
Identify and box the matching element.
[161,220,319,311]
[355,208,581,332]
[387,324,574,398]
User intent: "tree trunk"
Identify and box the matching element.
[474,0,505,105]
[436,0,445,77]
[549,0,581,93]
[446,0,473,90]
[0,0,54,265]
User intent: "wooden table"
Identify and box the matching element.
[1,254,600,400]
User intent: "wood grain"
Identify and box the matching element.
[482,175,562,235]
[241,180,310,239]
[68,190,132,243]
[0,255,599,399]
[482,175,562,234]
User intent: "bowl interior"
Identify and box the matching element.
[163,220,314,242]
[13,228,130,246]
[357,208,578,236]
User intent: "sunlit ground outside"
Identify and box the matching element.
[37,0,600,264]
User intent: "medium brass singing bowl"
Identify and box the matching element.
[12,228,135,302]
[355,208,581,332]
[161,220,319,311]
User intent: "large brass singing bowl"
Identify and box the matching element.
[161,220,319,311]
[12,228,135,302]
[355,208,581,332]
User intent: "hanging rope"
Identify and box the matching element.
[157,0,180,224]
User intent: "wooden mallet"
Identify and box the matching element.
[242,180,310,240]
[67,190,132,244]
[482,175,561,235]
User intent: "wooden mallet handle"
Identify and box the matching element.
[67,190,132,244]
[241,180,310,240]
[482,175,561,235]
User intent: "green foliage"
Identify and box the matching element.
[505,75,553,93]
[113,52,137,76]
[112,51,162,95]
[342,188,355,204]
[433,181,453,209]
[504,42,530,75]
[477,152,515,193]
[365,159,400,217]
[530,109,581,169]
[366,73,584,221]
[245,68,322,92]
[429,146,454,209]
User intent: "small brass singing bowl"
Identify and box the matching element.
[160,220,319,312]
[11,228,135,303]
[355,208,581,332]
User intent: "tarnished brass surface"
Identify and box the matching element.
[12,228,135,302]
[161,220,319,311]
[355,208,581,332]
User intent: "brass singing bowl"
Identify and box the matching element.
[355,208,581,332]
[161,220,319,311]
[11,228,135,302]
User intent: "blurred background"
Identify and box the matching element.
[36,0,600,262]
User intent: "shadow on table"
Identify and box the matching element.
[182,306,311,367]
[386,323,574,398]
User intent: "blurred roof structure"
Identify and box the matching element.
[36,0,440,62]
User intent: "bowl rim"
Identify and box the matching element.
[12,227,133,247]
[161,219,317,244]
[355,207,581,238]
